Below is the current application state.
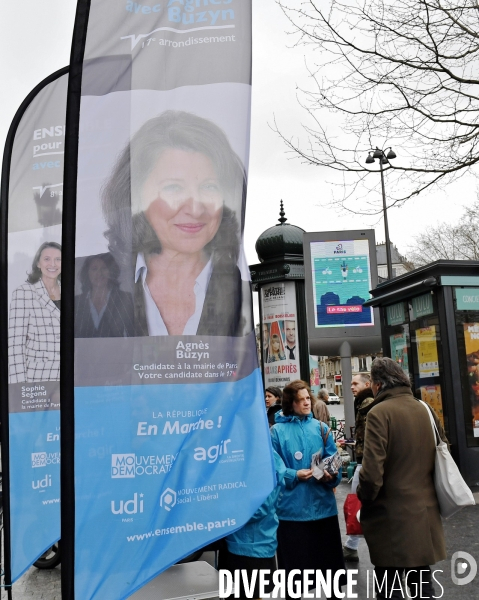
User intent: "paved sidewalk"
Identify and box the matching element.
[3,481,479,599]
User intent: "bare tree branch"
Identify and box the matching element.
[275,0,479,213]
[407,202,479,265]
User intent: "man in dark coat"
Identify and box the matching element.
[357,358,447,599]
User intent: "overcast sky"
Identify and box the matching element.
[1,0,476,268]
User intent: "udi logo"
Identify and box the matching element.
[111,493,144,515]
[32,474,52,489]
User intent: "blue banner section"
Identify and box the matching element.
[9,410,60,581]
[74,369,274,600]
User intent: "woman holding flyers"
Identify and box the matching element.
[8,242,61,383]
[101,110,251,337]
[271,380,346,599]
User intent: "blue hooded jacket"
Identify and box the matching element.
[271,411,341,521]
[225,450,286,558]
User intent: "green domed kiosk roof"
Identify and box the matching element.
[255,201,305,263]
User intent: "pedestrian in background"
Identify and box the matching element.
[265,386,283,427]
[357,358,447,599]
[271,380,345,599]
[343,373,374,562]
[219,450,286,599]
[313,388,331,425]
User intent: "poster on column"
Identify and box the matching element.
[3,71,66,581]
[261,281,300,388]
[463,323,479,437]
[416,326,439,378]
[390,332,409,375]
[70,2,275,598]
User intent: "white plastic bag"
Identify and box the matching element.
[419,400,476,519]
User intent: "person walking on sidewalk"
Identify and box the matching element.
[343,373,374,562]
[357,358,446,600]
[312,388,331,425]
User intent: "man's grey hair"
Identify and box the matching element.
[370,357,411,391]
[317,389,329,401]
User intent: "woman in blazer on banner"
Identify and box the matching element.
[8,241,61,383]
[101,110,252,337]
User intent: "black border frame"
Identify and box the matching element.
[61,2,91,598]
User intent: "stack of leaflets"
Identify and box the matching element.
[311,450,342,480]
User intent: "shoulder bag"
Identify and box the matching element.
[419,400,476,519]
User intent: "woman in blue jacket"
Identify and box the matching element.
[271,380,346,598]
[219,450,286,598]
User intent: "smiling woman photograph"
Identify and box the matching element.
[267,333,286,363]
[100,110,250,337]
[8,241,61,383]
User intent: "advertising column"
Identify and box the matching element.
[1,69,67,582]
[64,2,275,599]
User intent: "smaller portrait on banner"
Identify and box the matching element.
[8,241,61,385]
[74,254,135,338]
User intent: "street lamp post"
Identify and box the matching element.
[365,147,397,280]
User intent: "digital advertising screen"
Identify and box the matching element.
[310,239,374,329]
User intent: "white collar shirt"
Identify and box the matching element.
[134,252,213,336]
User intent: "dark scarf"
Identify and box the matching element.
[354,386,374,415]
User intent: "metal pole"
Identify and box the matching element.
[379,158,393,279]
[339,341,355,438]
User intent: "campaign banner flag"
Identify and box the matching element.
[64,2,274,598]
[0,68,67,583]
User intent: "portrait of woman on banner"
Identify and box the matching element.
[99,110,251,337]
[8,242,61,383]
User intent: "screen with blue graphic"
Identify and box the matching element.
[310,239,374,328]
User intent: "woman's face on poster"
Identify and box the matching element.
[37,247,61,281]
[141,148,223,256]
[272,337,280,353]
[88,258,110,289]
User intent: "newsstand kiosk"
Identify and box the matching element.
[364,260,479,486]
